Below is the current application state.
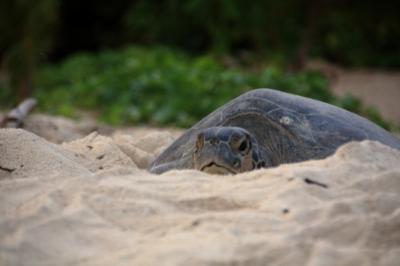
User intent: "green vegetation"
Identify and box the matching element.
[2,1,399,81]
[27,46,389,128]
[1,1,398,130]
[0,0,58,99]
[122,1,400,68]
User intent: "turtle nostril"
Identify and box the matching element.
[210,139,219,145]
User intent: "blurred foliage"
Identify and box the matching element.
[49,0,400,68]
[1,1,397,129]
[2,0,396,68]
[313,1,400,67]
[26,46,390,128]
[0,0,59,99]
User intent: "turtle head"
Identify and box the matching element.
[193,127,265,175]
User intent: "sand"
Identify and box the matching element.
[306,60,400,125]
[1,126,400,266]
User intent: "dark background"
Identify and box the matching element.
[2,0,399,66]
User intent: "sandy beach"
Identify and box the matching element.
[307,61,400,125]
[1,116,400,265]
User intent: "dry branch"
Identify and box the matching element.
[1,98,37,128]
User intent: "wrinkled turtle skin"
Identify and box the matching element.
[149,89,400,174]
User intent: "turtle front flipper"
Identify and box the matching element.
[149,158,192,174]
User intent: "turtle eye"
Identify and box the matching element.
[238,140,248,153]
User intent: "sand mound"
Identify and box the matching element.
[1,128,400,266]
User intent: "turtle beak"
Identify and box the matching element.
[195,143,240,175]
[200,162,235,175]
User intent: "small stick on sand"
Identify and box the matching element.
[1,98,37,128]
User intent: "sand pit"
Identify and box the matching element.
[1,128,400,266]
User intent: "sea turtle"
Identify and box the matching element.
[149,89,400,174]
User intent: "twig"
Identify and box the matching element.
[1,98,37,128]
[0,165,15,173]
[304,178,329,189]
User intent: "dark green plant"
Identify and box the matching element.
[122,0,400,68]
[26,46,392,129]
[0,0,59,101]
